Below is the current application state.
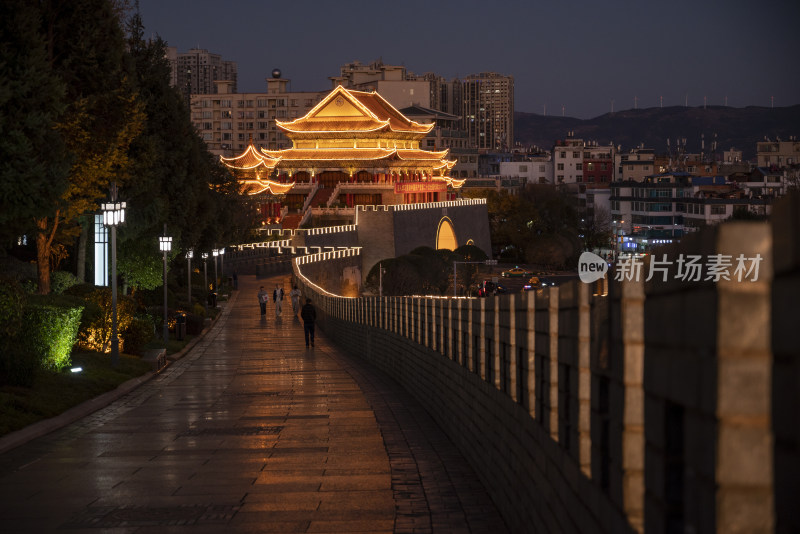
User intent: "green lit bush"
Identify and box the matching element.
[50,271,79,294]
[23,301,83,371]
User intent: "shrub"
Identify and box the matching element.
[0,277,34,386]
[0,339,39,387]
[185,313,205,335]
[75,288,136,353]
[22,299,83,371]
[192,302,206,317]
[0,275,26,338]
[50,271,79,294]
[122,316,155,355]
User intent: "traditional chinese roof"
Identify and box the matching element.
[432,176,466,189]
[220,142,279,171]
[276,85,434,136]
[238,179,294,196]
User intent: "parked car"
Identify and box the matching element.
[501,266,532,278]
[477,280,508,297]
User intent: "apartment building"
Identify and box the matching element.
[615,146,656,181]
[190,77,325,156]
[553,134,616,185]
[610,172,781,252]
[167,47,237,100]
[461,72,514,152]
[498,156,553,185]
[756,137,800,167]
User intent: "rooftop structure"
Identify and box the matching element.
[220,86,463,228]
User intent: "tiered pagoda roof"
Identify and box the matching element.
[276,86,434,138]
[221,85,461,194]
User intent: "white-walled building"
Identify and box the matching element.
[615,146,656,181]
[498,157,553,185]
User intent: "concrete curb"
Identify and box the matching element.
[0,293,237,455]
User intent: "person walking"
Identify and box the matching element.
[273,284,284,317]
[257,286,269,315]
[301,298,316,348]
[289,285,301,315]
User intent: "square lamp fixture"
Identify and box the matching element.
[159,235,172,252]
[102,202,126,226]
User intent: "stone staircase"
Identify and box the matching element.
[310,187,335,207]
[280,213,303,230]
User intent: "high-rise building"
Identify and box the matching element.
[461,72,514,152]
[190,75,326,155]
[332,62,515,153]
[167,47,238,100]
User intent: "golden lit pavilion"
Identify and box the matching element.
[221,85,462,227]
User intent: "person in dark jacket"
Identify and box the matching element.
[300,298,316,347]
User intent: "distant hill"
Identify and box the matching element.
[514,105,800,161]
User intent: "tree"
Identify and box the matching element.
[31,0,144,294]
[0,2,70,247]
[582,206,613,252]
[117,13,254,291]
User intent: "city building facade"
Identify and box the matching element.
[756,137,800,167]
[461,72,514,152]
[167,47,238,101]
[190,77,326,155]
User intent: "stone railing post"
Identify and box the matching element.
[549,287,560,442]
[493,296,502,390]
[526,291,536,419]
[578,282,592,477]
[714,222,773,533]
[621,278,644,533]
[508,293,518,402]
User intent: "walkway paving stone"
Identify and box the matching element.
[0,275,507,533]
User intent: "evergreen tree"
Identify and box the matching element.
[0,1,70,247]
[118,13,255,290]
[32,0,144,293]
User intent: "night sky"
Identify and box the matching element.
[137,0,800,119]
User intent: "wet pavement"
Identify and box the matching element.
[0,274,506,533]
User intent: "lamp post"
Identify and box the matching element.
[186,249,193,307]
[212,248,219,290]
[219,247,225,287]
[101,191,126,367]
[202,252,208,311]
[159,229,172,344]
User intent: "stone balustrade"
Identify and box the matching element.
[291,192,799,533]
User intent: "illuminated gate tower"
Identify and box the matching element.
[221,85,463,228]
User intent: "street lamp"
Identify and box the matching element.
[212,248,219,290]
[186,249,193,307]
[101,195,126,367]
[219,247,225,286]
[159,230,172,344]
[201,252,209,310]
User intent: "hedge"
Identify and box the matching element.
[23,302,83,371]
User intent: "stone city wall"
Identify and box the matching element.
[292,193,798,533]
